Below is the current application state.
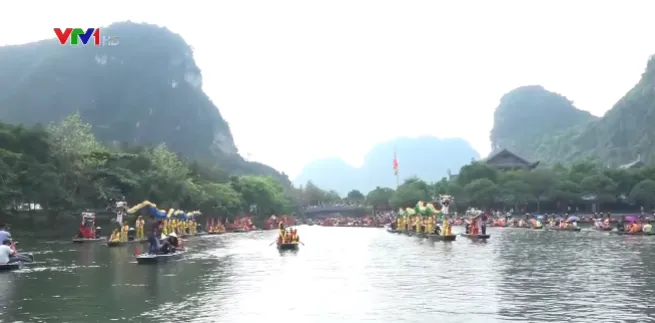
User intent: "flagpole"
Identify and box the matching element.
[393,147,399,188]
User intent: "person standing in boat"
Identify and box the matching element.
[147,216,163,254]
[617,216,625,232]
[0,224,11,243]
[480,213,488,235]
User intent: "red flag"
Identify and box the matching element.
[393,151,399,175]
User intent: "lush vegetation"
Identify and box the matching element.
[0,22,290,187]
[491,55,655,168]
[0,113,298,223]
[356,161,655,214]
[490,85,597,162]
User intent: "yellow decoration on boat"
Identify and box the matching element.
[127,200,157,214]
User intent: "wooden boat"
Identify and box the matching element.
[135,249,187,264]
[386,228,402,234]
[593,227,613,232]
[277,242,299,251]
[207,231,226,235]
[462,234,491,241]
[609,231,655,236]
[107,239,148,247]
[548,227,582,232]
[72,237,107,244]
[426,234,457,242]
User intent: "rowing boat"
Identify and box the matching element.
[386,228,402,234]
[277,242,299,251]
[72,237,106,244]
[462,234,490,241]
[0,253,35,272]
[427,234,457,242]
[609,231,655,236]
[593,227,613,232]
[107,239,148,247]
[548,227,582,232]
[207,231,225,235]
[135,249,187,264]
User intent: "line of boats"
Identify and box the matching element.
[386,228,491,241]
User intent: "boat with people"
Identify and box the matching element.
[135,231,186,264]
[274,223,301,251]
[0,236,36,272]
[393,196,458,242]
[206,218,226,235]
[72,212,106,243]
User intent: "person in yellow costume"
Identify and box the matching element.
[278,222,286,242]
[426,215,433,234]
[109,229,120,242]
[120,221,129,242]
[442,215,451,236]
[189,219,196,234]
[135,215,145,240]
[415,217,421,233]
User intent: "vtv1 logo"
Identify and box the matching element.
[53,28,119,46]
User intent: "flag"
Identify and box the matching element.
[393,151,399,175]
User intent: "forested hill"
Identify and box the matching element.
[490,85,597,161]
[0,22,288,183]
[294,136,479,195]
[491,55,655,167]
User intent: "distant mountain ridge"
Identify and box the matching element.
[294,136,480,195]
[0,21,290,184]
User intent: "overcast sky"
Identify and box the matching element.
[2,1,655,178]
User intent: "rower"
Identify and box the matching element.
[0,239,15,265]
[643,221,653,233]
[109,229,120,242]
[0,224,11,244]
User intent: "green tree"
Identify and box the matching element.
[346,189,365,201]
[464,178,498,209]
[629,179,655,211]
[366,187,394,209]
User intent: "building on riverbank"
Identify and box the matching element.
[484,149,539,171]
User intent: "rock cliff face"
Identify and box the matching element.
[490,55,655,166]
[490,85,597,161]
[0,22,288,182]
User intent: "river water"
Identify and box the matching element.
[1,226,655,323]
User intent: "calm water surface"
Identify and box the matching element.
[1,226,655,323]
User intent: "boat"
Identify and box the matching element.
[277,242,299,251]
[462,234,491,241]
[207,231,225,235]
[0,253,35,272]
[106,239,148,247]
[609,231,655,236]
[427,234,457,242]
[548,227,582,232]
[386,228,402,234]
[72,237,107,244]
[135,249,187,264]
[593,227,613,232]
